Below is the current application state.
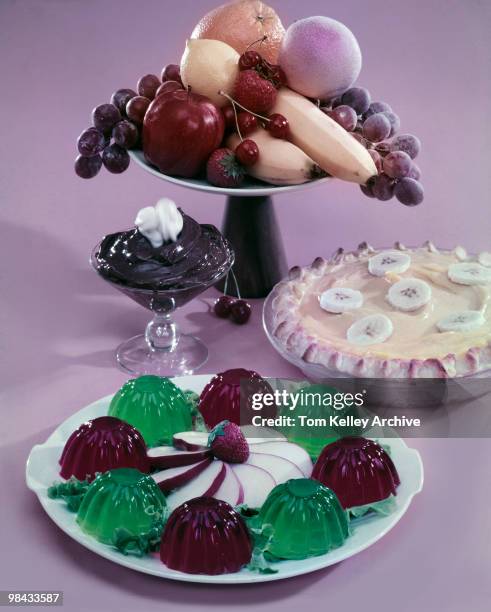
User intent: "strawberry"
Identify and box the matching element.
[233,70,277,114]
[207,420,250,463]
[206,148,244,188]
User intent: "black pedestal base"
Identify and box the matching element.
[217,195,287,299]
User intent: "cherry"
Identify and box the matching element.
[239,50,262,71]
[214,295,235,318]
[222,105,236,131]
[237,112,258,136]
[262,62,288,88]
[230,300,252,325]
[235,139,259,166]
[267,113,289,139]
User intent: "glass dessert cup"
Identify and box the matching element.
[90,244,234,376]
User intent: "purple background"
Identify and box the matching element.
[1,0,490,610]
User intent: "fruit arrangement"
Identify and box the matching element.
[46,372,404,574]
[73,0,424,205]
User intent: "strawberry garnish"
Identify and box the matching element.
[208,420,250,464]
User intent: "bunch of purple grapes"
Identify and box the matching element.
[74,65,182,179]
[321,87,424,206]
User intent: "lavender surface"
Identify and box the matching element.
[1,0,490,610]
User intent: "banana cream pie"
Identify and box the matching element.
[271,242,491,378]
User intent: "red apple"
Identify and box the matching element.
[143,90,225,177]
[155,80,182,97]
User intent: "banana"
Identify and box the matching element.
[319,287,363,313]
[271,88,377,184]
[227,129,319,186]
[437,311,485,333]
[387,278,432,312]
[347,314,393,346]
[448,262,491,286]
[478,252,491,267]
[368,251,411,277]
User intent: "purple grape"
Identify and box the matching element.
[372,174,395,201]
[102,144,130,173]
[394,178,424,206]
[112,120,139,149]
[376,141,392,157]
[391,134,421,159]
[77,127,105,156]
[327,105,358,131]
[74,154,102,179]
[383,111,400,137]
[92,103,121,133]
[362,113,391,142]
[126,96,150,125]
[329,97,343,108]
[110,88,137,114]
[364,101,392,119]
[351,132,366,146]
[409,162,421,180]
[368,149,383,173]
[341,87,371,114]
[383,150,412,179]
[360,176,377,198]
[137,74,161,100]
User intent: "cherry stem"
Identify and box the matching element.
[246,35,268,51]
[223,271,229,296]
[229,98,243,142]
[219,91,270,124]
[229,267,241,299]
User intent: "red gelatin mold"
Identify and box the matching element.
[311,436,400,508]
[198,368,275,428]
[59,416,150,481]
[160,497,252,574]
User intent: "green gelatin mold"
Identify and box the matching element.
[255,478,349,560]
[108,375,192,447]
[279,384,366,458]
[77,468,166,545]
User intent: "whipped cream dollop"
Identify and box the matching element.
[135,198,184,247]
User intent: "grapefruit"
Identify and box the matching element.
[190,0,285,64]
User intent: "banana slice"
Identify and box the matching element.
[478,252,491,268]
[387,278,432,311]
[448,262,491,286]
[436,311,485,333]
[347,314,393,346]
[368,251,411,277]
[319,287,363,313]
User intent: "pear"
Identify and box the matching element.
[180,39,239,107]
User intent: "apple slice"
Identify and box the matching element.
[247,452,304,483]
[152,457,212,492]
[166,460,224,509]
[147,447,211,470]
[204,462,227,497]
[251,441,313,477]
[231,464,275,508]
[173,431,209,451]
[214,464,241,505]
